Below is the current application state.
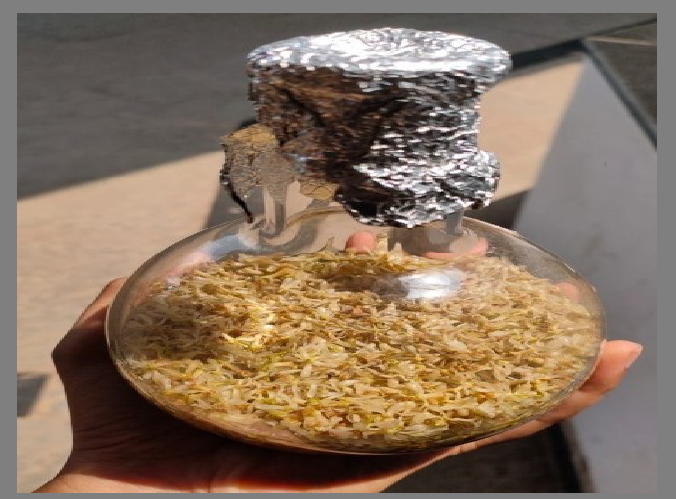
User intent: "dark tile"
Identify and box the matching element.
[597,22,656,44]
[17,373,48,417]
[585,40,656,124]
[384,427,577,493]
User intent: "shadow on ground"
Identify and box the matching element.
[17,373,49,418]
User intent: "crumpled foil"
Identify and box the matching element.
[241,27,511,228]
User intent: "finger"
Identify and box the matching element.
[578,340,642,395]
[166,252,214,279]
[535,340,642,425]
[445,340,643,452]
[73,278,128,328]
[345,232,377,253]
[424,237,489,260]
[53,278,127,372]
[556,281,581,302]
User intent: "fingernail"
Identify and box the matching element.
[624,345,643,369]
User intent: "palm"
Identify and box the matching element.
[62,335,450,493]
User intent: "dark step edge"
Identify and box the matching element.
[582,39,656,146]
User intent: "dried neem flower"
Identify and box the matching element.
[115,249,600,453]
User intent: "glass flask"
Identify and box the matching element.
[105,28,604,455]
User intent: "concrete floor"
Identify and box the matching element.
[17,14,624,492]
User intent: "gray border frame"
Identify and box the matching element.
[10,2,663,498]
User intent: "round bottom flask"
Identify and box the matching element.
[105,28,604,455]
[106,186,604,455]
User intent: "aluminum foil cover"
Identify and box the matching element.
[246,27,511,228]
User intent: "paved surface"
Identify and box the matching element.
[18,14,651,493]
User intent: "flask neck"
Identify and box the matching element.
[388,209,479,256]
[256,183,478,257]
[258,181,333,237]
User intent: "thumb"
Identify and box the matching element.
[51,278,127,377]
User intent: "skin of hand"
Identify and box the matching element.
[36,233,642,493]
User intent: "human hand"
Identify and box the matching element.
[36,235,641,493]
